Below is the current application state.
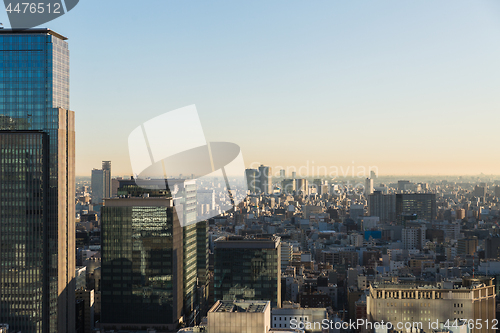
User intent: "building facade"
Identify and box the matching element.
[368,192,396,223]
[91,168,104,204]
[396,193,437,222]
[0,29,75,333]
[100,197,184,331]
[214,235,281,307]
[367,278,496,333]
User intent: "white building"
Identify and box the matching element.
[272,308,328,333]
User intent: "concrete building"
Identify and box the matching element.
[457,237,478,255]
[368,192,396,223]
[75,289,94,333]
[207,300,271,333]
[396,193,437,222]
[365,178,374,195]
[367,277,496,333]
[402,227,426,250]
[271,308,327,332]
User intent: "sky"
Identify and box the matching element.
[2,0,500,177]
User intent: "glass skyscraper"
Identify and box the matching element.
[0,29,75,333]
[101,197,184,331]
[101,179,201,331]
[214,235,281,308]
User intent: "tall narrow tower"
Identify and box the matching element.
[102,161,112,199]
[0,29,75,333]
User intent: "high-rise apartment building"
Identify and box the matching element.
[402,227,426,250]
[245,168,259,194]
[0,29,75,333]
[368,191,396,223]
[91,168,104,204]
[258,165,272,195]
[365,178,374,195]
[102,161,112,199]
[91,161,112,204]
[396,193,436,222]
[214,235,281,307]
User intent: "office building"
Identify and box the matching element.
[365,178,374,195]
[214,235,281,307]
[397,180,412,192]
[102,161,112,199]
[485,236,500,259]
[91,168,104,204]
[91,161,111,204]
[245,168,260,194]
[368,191,396,223]
[367,277,496,333]
[259,165,272,194]
[280,169,286,178]
[196,221,210,319]
[101,196,184,331]
[0,28,75,333]
[101,179,200,330]
[74,290,94,333]
[396,193,436,222]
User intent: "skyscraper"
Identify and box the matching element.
[365,178,373,195]
[0,29,75,333]
[91,168,104,204]
[102,161,111,199]
[245,168,259,194]
[101,179,200,330]
[258,165,272,195]
[91,161,112,205]
[101,196,184,331]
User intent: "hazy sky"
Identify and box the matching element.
[2,1,500,176]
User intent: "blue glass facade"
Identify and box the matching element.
[0,29,75,333]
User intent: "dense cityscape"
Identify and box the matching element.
[1,3,500,333]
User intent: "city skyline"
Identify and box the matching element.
[1,1,499,176]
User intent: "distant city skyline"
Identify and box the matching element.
[1,1,499,176]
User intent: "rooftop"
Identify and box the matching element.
[210,300,270,313]
[0,28,67,40]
